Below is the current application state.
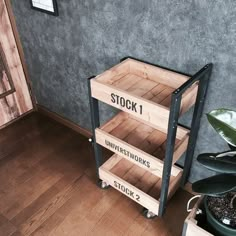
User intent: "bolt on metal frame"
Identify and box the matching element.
[87,58,212,217]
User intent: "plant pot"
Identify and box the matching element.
[204,197,236,236]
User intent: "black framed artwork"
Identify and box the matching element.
[30,0,59,16]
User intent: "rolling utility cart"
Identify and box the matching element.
[88,57,212,218]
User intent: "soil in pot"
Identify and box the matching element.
[207,193,236,229]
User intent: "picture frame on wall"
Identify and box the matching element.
[30,0,59,16]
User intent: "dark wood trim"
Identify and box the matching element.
[37,105,92,138]
[4,0,37,110]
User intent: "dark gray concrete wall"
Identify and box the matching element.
[11,0,236,182]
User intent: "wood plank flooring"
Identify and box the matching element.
[0,113,191,236]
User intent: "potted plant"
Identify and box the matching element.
[192,108,236,236]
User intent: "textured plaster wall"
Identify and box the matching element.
[11,0,236,182]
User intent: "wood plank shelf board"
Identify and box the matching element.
[96,112,189,177]
[91,58,198,133]
[99,154,183,216]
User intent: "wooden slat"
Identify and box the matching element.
[118,162,147,188]
[110,157,135,179]
[96,59,130,84]
[112,73,143,89]
[126,77,158,96]
[160,94,172,107]
[96,129,181,177]
[180,82,198,115]
[168,172,182,200]
[172,133,189,164]
[151,87,174,104]
[101,154,122,170]
[100,112,129,132]
[139,129,167,156]
[124,122,154,147]
[109,117,140,140]
[146,175,163,200]
[142,83,164,100]
[128,59,190,89]
[130,114,189,140]
[99,166,160,215]
[91,79,171,133]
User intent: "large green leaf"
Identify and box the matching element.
[197,152,236,173]
[207,109,236,147]
[192,174,236,196]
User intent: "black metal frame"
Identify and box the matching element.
[30,0,59,16]
[88,58,212,217]
[158,63,212,216]
[88,77,103,177]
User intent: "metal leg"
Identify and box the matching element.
[158,95,181,216]
[181,66,212,185]
[88,77,103,176]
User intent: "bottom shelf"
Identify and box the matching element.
[99,154,183,216]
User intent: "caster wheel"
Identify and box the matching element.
[142,208,156,219]
[97,180,110,189]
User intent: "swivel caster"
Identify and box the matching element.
[97,180,110,189]
[142,208,156,219]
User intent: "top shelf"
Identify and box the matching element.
[90,58,198,132]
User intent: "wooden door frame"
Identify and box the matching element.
[4,0,36,109]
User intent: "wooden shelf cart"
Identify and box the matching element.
[88,57,212,217]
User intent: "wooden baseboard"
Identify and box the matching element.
[0,109,34,130]
[37,105,92,138]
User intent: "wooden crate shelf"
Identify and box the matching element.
[88,57,212,217]
[99,154,182,216]
[96,112,189,177]
[91,58,198,132]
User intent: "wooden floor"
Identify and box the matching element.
[0,112,191,236]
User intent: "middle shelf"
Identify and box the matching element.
[96,111,189,178]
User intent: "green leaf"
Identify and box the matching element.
[207,108,236,147]
[192,174,236,196]
[197,152,236,173]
